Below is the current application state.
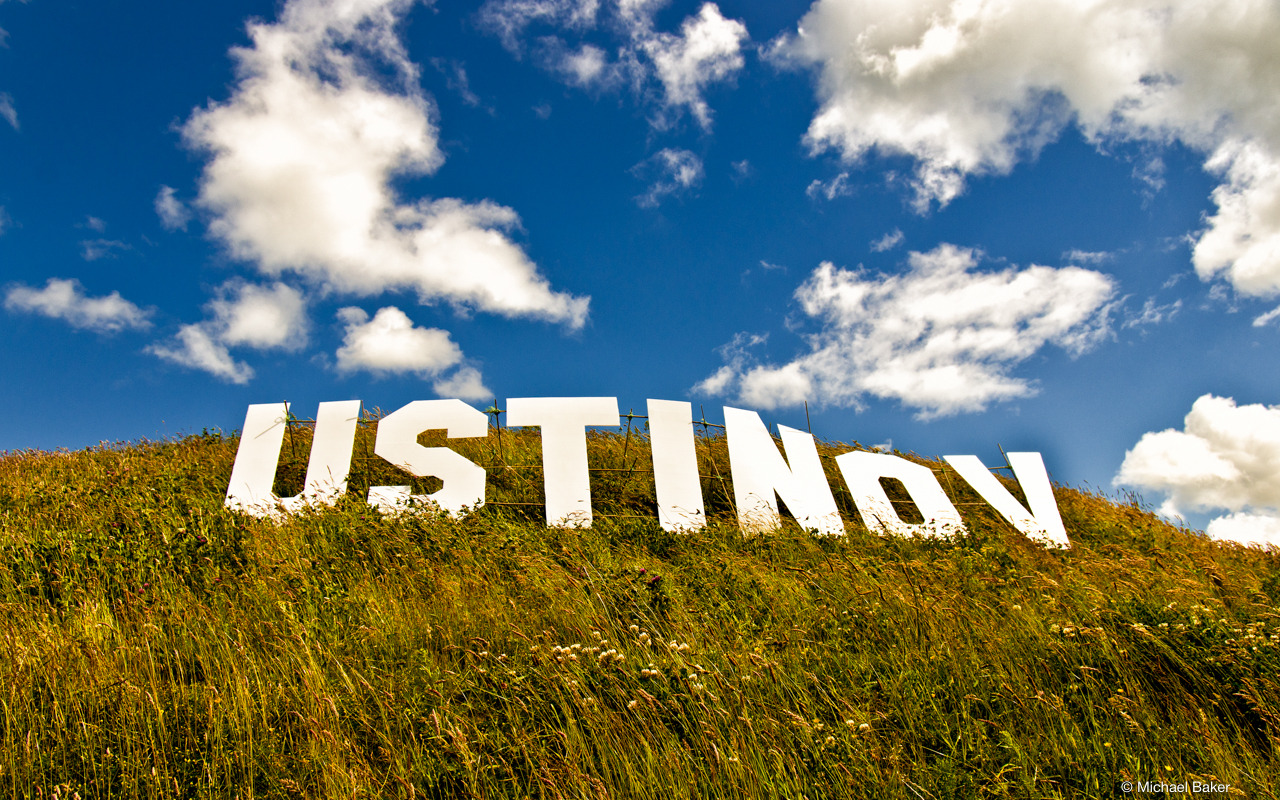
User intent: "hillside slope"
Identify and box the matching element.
[1,425,1278,798]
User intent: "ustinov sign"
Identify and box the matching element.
[225,398,1071,549]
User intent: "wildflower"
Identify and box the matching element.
[628,700,639,709]
[824,736,835,746]
[845,719,856,728]
[1012,605,1022,612]
[629,624,640,634]
[858,723,871,734]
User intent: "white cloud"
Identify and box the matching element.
[1205,513,1280,550]
[0,92,16,130]
[481,0,747,131]
[79,239,130,261]
[805,172,851,201]
[549,43,612,87]
[208,281,308,351]
[183,0,588,328]
[431,58,484,108]
[697,244,1115,418]
[870,228,903,252]
[432,365,493,401]
[777,0,1280,294]
[633,147,703,207]
[1123,297,1181,329]
[145,281,308,383]
[477,0,601,52]
[1064,249,1114,266]
[1116,394,1280,548]
[1253,304,1280,328]
[1193,138,1280,297]
[4,278,152,333]
[335,306,466,377]
[148,325,254,385]
[639,3,749,130]
[154,186,191,231]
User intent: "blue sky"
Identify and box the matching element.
[5,0,1280,545]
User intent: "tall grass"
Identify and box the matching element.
[1,421,1277,798]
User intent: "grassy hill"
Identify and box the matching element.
[1,422,1278,798]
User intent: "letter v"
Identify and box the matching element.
[943,452,1070,549]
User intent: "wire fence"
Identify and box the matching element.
[270,402,1018,521]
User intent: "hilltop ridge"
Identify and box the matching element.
[1,428,1277,798]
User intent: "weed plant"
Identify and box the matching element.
[1,420,1278,798]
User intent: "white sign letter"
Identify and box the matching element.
[724,407,843,536]
[507,397,619,527]
[647,399,705,532]
[944,452,1070,549]
[225,400,361,517]
[835,452,965,539]
[369,399,487,516]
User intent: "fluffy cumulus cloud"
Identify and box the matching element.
[1116,395,1280,548]
[632,147,703,207]
[431,365,493,402]
[149,326,255,385]
[777,0,1280,296]
[182,0,588,327]
[336,305,462,373]
[148,281,308,383]
[154,186,191,231]
[696,244,1115,418]
[479,0,748,130]
[4,278,152,334]
[208,281,309,351]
